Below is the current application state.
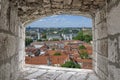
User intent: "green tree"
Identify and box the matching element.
[73,31,84,41]
[52,38,59,41]
[79,45,86,50]
[54,52,61,56]
[61,61,81,68]
[37,39,42,42]
[25,38,33,46]
[84,35,92,43]
[52,48,55,50]
[73,30,92,43]
[80,52,89,59]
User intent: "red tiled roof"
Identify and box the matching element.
[75,58,92,63]
[25,55,69,65]
[25,56,47,65]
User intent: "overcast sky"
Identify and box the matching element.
[26,15,92,28]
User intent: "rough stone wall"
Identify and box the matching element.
[0,0,25,80]
[18,0,105,24]
[93,0,120,80]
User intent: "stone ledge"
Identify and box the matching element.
[18,64,99,80]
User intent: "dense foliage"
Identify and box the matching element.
[73,30,92,43]
[61,61,81,68]
[78,45,89,59]
[79,45,86,50]
[80,51,89,59]
[54,52,61,56]
[37,39,42,42]
[25,38,33,46]
[52,38,59,41]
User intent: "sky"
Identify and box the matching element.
[26,15,92,28]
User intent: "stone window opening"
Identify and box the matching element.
[24,15,93,70]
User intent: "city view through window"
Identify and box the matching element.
[25,15,93,69]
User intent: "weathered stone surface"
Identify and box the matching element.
[97,54,108,76]
[97,39,108,57]
[108,37,118,63]
[96,22,108,39]
[107,1,120,35]
[18,65,97,80]
[64,0,72,5]
[69,72,88,80]
[0,33,16,62]
[18,0,105,23]
[119,36,120,54]
[25,70,47,79]
[0,0,10,30]
[37,71,62,80]
[108,65,120,80]
[9,5,18,35]
[72,0,82,8]
[87,73,99,80]
[93,1,120,80]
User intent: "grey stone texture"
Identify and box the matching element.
[93,0,120,80]
[0,0,120,80]
[18,65,98,80]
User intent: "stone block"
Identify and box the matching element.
[87,73,99,80]
[114,67,120,80]
[72,0,82,8]
[92,41,96,52]
[70,72,88,80]
[0,0,10,30]
[9,6,18,35]
[26,0,37,2]
[95,11,100,25]
[52,3,63,9]
[94,28,98,40]
[97,54,108,76]
[18,50,25,62]
[119,36,120,53]
[107,2,120,35]
[95,7,106,25]
[0,33,16,62]
[107,64,120,80]
[0,63,11,80]
[10,56,19,80]
[56,72,73,80]
[0,64,5,80]
[108,65,115,80]
[4,63,11,80]
[53,0,63,2]
[108,37,118,63]
[96,66,108,80]
[97,39,108,57]
[96,40,100,53]
[43,3,51,8]
[43,0,50,3]
[96,22,108,39]
[64,0,72,5]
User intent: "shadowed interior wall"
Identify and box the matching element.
[93,0,120,80]
[0,0,25,80]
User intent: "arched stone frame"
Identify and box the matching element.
[20,11,94,62]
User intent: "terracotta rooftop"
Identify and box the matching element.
[25,55,69,65]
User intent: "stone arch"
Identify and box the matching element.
[18,0,105,24]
